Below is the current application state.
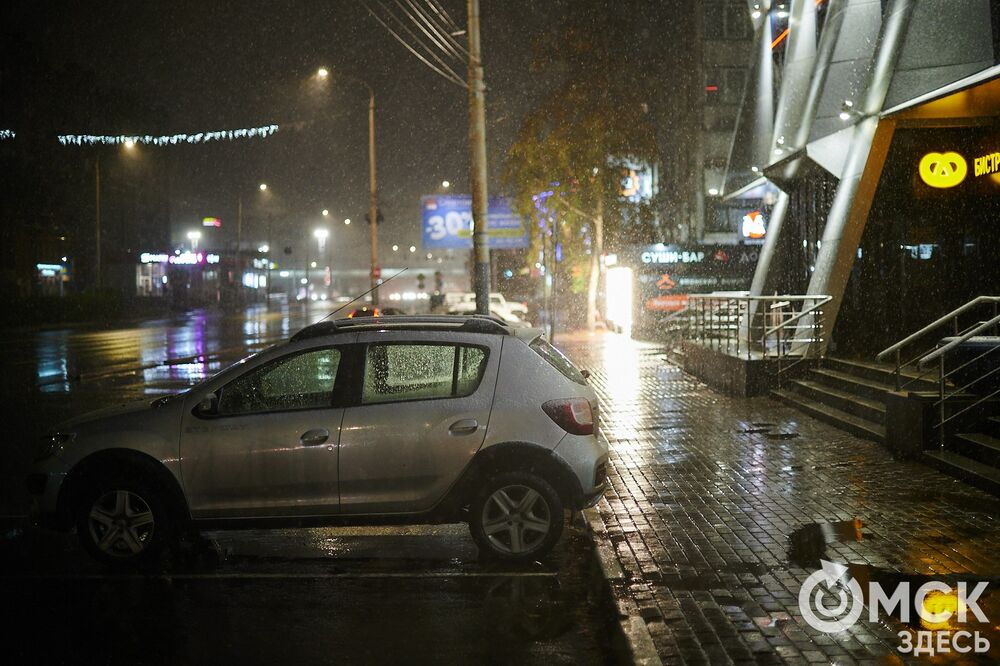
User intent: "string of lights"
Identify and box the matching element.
[0,129,16,140]
[56,123,280,146]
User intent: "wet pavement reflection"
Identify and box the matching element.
[2,523,614,664]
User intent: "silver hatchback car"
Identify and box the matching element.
[29,315,608,566]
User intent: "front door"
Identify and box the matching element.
[338,334,499,514]
[180,345,345,519]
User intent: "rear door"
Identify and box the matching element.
[337,331,500,514]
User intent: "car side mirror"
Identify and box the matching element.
[195,392,219,417]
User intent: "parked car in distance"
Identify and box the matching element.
[29,315,607,567]
[446,292,529,319]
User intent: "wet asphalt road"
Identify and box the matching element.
[0,305,616,665]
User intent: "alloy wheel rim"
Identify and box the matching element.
[87,490,155,557]
[482,484,551,555]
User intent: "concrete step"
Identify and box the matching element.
[923,449,1000,496]
[953,433,1000,467]
[789,379,886,424]
[772,388,885,442]
[982,416,1000,439]
[825,357,938,392]
[809,367,895,402]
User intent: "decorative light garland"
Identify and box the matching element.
[55,124,280,146]
[0,129,15,140]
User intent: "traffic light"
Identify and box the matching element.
[417,273,426,291]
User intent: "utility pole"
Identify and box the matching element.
[467,0,490,315]
[236,193,243,306]
[95,156,102,290]
[368,90,380,305]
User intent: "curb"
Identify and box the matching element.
[579,505,662,666]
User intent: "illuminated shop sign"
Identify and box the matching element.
[36,263,65,277]
[202,217,222,227]
[741,210,767,239]
[919,151,967,188]
[974,152,1000,178]
[640,249,705,264]
[140,252,220,265]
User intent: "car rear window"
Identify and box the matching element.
[529,337,587,385]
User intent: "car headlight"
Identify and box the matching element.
[35,433,75,461]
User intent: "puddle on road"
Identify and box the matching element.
[789,518,1000,657]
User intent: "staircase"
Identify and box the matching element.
[924,417,1000,494]
[771,357,938,443]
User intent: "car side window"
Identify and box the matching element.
[218,348,341,415]
[362,344,487,404]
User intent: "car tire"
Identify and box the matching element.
[469,471,564,562]
[75,471,175,569]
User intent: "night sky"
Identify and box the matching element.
[3,1,564,268]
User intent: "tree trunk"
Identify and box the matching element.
[586,187,604,330]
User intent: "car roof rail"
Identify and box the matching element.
[290,314,511,342]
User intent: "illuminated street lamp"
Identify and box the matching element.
[187,230,202,251]
[322,209,329,217]
[442,180,450,189]
[344,218,351,225]
[259,183,268,191]
[314,227,329,251]
[319,67,380,303]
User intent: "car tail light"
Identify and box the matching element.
[542,398,595,435]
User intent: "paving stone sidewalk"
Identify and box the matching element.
[556,331,1000,665]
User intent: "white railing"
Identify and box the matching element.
[876,296,1000,449]
[684,294,831,377]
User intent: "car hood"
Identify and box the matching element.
[55,393,185,432]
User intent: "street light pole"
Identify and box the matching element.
[95,156,102,290]
[467,0,491,315]
[367,89,380,305]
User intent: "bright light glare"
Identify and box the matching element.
[409,245,416,253]
[344,218,351,225]
[708,187,720,196]
[186,230,202,240]
[442,180,450,188]
[322,209,329,216]
[259,183,268,191]
[123,139,135,149]
[314,228,329,240]
[392,245,399,251]
[605,267,633,337]
[317,67,329,78]
[258,244,269,253]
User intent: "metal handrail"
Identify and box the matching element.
[681,294,831,382]
[876,296,1000,361]
[917,313,1000,368]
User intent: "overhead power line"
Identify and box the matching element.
[362,0,468,89]
[424,0,462,34]
[400,0,468,57]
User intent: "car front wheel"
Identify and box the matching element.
[76,475,174,568]
[469,471,564,562]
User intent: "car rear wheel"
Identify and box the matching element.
[470,471,564,562]
[75,474,174,568]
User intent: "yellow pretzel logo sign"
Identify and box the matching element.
[919,151,967,188]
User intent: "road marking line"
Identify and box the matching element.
[5,571,558,581]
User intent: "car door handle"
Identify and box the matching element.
[448,419,479,435]
[300,428,330,447]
